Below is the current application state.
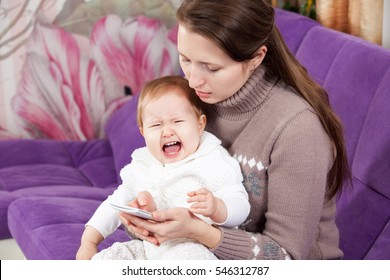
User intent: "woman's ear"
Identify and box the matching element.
[252,45,268,70]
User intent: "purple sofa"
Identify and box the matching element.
[1,9,389,260]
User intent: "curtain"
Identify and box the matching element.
[316,0,384,45]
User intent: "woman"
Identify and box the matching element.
[121,0,350,260]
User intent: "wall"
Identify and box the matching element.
[0,0,180,139]
[1,0,388,138]
[0,0,65,137]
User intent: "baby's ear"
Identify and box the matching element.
[198,114,207,132]
[139,126,144,136]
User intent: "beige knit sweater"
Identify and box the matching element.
[206,66,343,260]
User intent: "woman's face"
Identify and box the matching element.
[177,24,254,104]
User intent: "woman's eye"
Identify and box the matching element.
[180,56,191,63]
[205,64,220,72]
[207,67,220,72]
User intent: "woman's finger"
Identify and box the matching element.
[120,212,150,236]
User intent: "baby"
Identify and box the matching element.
[76,75,250,260]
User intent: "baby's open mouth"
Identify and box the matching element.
[163,141,181,155]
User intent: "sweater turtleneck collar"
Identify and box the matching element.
[211,66,277,120]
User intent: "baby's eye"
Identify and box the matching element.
[150,123,161,128]
[174,120,185,123]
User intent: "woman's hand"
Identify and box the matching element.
[121,207,222,249]
[120,191,157,244]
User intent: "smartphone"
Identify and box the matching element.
[110,203,154,220]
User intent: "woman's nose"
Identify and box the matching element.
[187,67,205,89]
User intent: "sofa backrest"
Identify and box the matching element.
[275,9,320,53]
[276,9,390,259]
[105,95,145,182]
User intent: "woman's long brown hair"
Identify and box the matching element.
[177,0,351,200]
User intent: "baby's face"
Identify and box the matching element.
[140,89,205,164]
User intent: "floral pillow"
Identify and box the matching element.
[12,12,179,140]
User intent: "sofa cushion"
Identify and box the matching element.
[0,138,117,239]
[105,95,145,179]
[295,26,390,196]
[336,178,390,259]
[12,185,115,200]
[338,68,390,260]
[0,165,93,192]
[8,197,130,259]
[293,25,390,260]
[352,69,390,198]
[0,191,19,238]
[364,220,390,260]
[295,26,390,166]
[0,139,76,169]
[0,139,117,190]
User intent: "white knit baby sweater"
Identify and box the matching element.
[87,131,249,259]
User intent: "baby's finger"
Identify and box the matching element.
[187,193,207,203]
[187,190,197,197]
[189,201,208,210]
[189,205,210,216]
[193,187,209,194]
[128,200,139,208]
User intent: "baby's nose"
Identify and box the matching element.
[162,126,174,137]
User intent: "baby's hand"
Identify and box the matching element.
[129,191,156,212]
[187,188,226,223]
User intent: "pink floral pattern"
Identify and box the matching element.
[11,15,179,140]
[0,126,14,139]
[91,15,179,95]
